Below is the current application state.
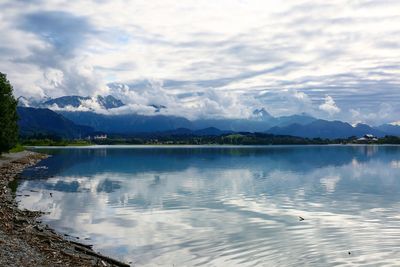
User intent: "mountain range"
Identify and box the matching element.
[267,120,386,139]
[17,107,93,139]
[18,95,125,110]
[16,94,400,139]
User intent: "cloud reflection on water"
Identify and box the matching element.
[18,146,400,266]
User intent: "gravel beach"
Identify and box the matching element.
[0,151,130,267]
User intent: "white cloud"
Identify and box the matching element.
[44,68,64,88]
[319,95,340,116]
[350,103,396,125]
[258,89,313,116]
[1,0,400,122]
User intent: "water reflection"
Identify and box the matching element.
[18,145,400,266]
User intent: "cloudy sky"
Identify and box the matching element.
[1,0,400,124]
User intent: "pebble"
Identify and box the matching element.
[0,152,130,267]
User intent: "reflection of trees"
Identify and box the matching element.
[17,146,400,267]
[21,146,400,182]
[96,179,121,193]
[44,180,80,192]
[150,175,161,187]
[355,145,378,157]
[20,148,99,180]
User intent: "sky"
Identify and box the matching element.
[1,0,400,125]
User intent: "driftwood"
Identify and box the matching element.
[74,246,130,267]
[69,240,93,250]
[0,152,132,267]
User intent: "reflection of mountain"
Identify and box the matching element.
[21,146,400,195]
[23,146,400,181]
[20,148,104,180]
[16,146,400,266]
[19,147,400,207]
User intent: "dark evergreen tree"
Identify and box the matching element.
[0,72,18,153]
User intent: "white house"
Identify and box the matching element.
[94,134,108,140]
[357,134,378,142]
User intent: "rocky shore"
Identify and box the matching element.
[0,151,130,267]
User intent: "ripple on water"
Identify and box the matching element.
[16,146,400,266]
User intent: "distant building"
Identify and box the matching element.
[357,134,378,142]
[94,134,108,140]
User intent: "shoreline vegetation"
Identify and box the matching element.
[19,133,400,147]
[0,151,130,267]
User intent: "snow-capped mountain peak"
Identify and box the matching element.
[18,95,125,111]
[252,108,273,120]
[41,95,125,111]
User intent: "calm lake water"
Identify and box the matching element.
[17,145,400,266]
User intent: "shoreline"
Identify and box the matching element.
[0,151,130,267]
[24,143,400,149]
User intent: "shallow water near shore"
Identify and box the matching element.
[17,145,400,266]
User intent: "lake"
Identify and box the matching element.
[17,145,400,266]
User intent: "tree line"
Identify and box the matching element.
[0,72,18,153]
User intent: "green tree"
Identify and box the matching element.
[0,72,18,153]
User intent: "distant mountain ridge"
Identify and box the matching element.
[18,95,125,110]
[59,111,193,134]
[376,124,400,136]
[16,94,400,139]
[58,110,318,134]
[159,127,232,137]
[17,107,93,138]
[267,120,387,139]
